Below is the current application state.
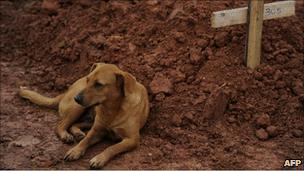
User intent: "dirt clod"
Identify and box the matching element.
[1,0,304,169]
[202,88,228,121]
[9,135,41,147]
[291,129,303,138]
[214,32,230,47]
[292,79,304,96]
[155,93,166,101]
[256,114,271,128]
[256,128,269,140]
[171,114,182,127]
[266,126,278,137]
[189,47,203,64]
[150,73,173,94]
[41,0,59,14]
[197,39,209,49]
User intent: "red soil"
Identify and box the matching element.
[0,0,303,169]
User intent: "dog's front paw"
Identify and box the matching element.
[89,154,108,169]
[64,146,85,161]
[73,131,86,142]
[59,131,74,144]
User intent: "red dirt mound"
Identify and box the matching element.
[1,0,303,169]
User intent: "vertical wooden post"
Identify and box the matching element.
[246,0,264,69]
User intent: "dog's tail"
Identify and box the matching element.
[19,87,64,109]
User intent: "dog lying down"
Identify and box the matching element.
[19,63,149,169]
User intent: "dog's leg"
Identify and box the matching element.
[69,122,93,141]
[89,135,139,169]
[64,123,105,161]
[56,107,84,143]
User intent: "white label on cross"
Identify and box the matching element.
[211,0,296,28]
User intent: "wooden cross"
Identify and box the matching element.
[211,0,296,69]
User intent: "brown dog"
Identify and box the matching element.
[19,63,149,168]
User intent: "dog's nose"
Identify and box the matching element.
[74,92,84,105]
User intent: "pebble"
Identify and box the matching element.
[291,129,303,138]
[214,32,230,47]
[189,47,203,63]
[155,93,165,101]
[150,73,173,94]
[256,128,269,140]
[9,135,41,147]
[171,114,182,127]
[292,79,304,96]
[255,113,271,128]
[41,0,59,14]
[266,126,278,137]
[227,116,236,123]
[197,39,209,49]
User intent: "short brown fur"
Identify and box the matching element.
[19,63,149,168]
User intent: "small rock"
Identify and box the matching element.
[204,47,213,60]
[266,126,278,137]
[128,43,136,53]
[273,70,282,81]
[150,73,173,94]
[192,95,206,105]
[146,0,159,5]
[155,93,165,101]
[33,156,53,167]
[55,77,66,90]
[57,40,66,49]
[41,0,60,14]
[292,79,304,96]
[201,83,218,93]
[144,54,157,66]
[89,34,107,48]
[171,114,182,127]
[291,129,303,138]
[168,69,186,83]
[189,47,202,63]
[254,71,263,81]
[162,143,173,152]
[174,32,186,43]
[9,135,41,147]
[231,36,238,43]
[202,89,228,121]
[184,112,194,121]
[256,128,269,140]
[256,113,271,128]
[263,42,273,53]
[197,39,209,49]
[227,116,236,123]
[78,0,93,7]
[214,32,230,47]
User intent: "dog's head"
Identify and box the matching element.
[74,63,135,107]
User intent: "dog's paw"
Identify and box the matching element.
[59,132,75,144]
[89,154,108,169]
[74,132,86,142]
[64,146,85,161]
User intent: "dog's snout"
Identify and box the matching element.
[74,91,84,105]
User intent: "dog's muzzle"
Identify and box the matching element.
[74,91,84,106]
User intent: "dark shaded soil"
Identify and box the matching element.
[0,0,303,169]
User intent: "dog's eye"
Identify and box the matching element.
[94,82,104,88]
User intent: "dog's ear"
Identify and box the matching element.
[115,72,136,97]
[89,63,105,73]
[115,74,125,97]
